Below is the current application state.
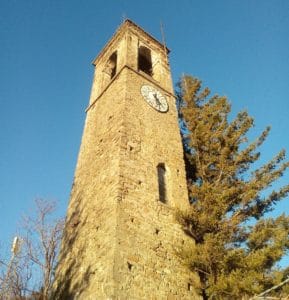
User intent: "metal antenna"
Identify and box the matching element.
[0,236,22,298]
[122,13,127,23]
[160,21,168,65]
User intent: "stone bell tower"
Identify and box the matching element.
[53,20,198,299]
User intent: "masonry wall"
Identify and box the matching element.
[112,68,198,299]
[53,72,127,299]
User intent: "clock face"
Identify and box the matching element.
[141,85,168,112]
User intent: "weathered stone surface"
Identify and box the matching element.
[53,20,199,299]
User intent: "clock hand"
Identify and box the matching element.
[153,93,162,106]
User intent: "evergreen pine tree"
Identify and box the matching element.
[177,75,289,299]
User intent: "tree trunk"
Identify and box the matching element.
[201,289,209,300]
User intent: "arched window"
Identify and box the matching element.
[105,51,117,79]
[138,46,152,76]
[157,163,167,203]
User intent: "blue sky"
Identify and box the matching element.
[0,0,288,262]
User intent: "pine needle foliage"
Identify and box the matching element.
[176,75,289,299]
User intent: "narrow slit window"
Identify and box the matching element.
[157,163,167,203]
[138,46,152,76]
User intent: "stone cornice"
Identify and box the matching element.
[85,64,175,113]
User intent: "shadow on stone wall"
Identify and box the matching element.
[51,189,94,299]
